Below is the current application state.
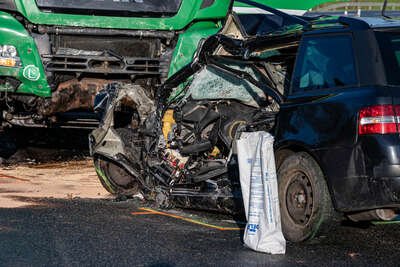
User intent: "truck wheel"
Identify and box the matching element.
[277,152,336,242]
[94,157,139,196]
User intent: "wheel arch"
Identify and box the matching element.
[274,140,339,210]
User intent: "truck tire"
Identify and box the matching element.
[277,152,336,242]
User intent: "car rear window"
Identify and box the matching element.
[291,34,358,93]
[375,30,400,86]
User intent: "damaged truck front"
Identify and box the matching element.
[0,0,231,128]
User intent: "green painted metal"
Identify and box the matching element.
[0,12,51,97]
[0,0,345,99]
[168,21,221,78]
[372,220,400,225]
[13,0,231,30]
[95,166,116,194]
[234,0,348,11]
[0,1,231,98]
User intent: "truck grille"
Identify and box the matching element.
[43,54,166,76]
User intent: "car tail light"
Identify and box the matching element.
[358,105,400,135]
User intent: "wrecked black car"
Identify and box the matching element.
[90,2,400,242]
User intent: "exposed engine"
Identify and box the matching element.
[147,98,276,210]
[157,100,275,185]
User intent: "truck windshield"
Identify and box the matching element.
[375,30,400,85]
[35,0,183,17]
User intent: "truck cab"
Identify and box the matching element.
[0,0,230,128]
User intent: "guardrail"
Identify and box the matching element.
[314,2,400,11]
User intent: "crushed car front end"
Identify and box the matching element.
[89,7,304,213]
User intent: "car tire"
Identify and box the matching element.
[94,157,139,196]
[277,152,336,242]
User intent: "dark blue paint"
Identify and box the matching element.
[274,26,400,212]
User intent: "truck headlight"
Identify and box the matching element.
[0,45,20,67]
[2,45,18,58]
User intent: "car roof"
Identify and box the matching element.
[305,15,400,31]
[355,17,400,29]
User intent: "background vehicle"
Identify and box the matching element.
[90,2,400,242]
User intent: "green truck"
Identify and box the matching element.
[0,0,332,129]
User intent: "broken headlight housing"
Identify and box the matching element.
[0,45,20,67]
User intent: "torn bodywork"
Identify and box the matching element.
[39,78,110,116]
[89,9,298,213]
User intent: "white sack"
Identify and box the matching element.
[236,131,286,254]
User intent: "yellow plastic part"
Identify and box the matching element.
[162,109,176,142]
[210,146,220,157]
[0,58,16,67]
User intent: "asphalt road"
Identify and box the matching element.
[1,197,399,267]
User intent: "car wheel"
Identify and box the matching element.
[94,157,139,196]
[277,152,336,242]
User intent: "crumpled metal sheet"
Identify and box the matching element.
[90,82,155,158]
[114,83,156,124]
[39,78,110,116]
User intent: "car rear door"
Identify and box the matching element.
[274,32,373,208]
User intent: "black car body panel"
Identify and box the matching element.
[275,86,400,211]
[275,21,400,212]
